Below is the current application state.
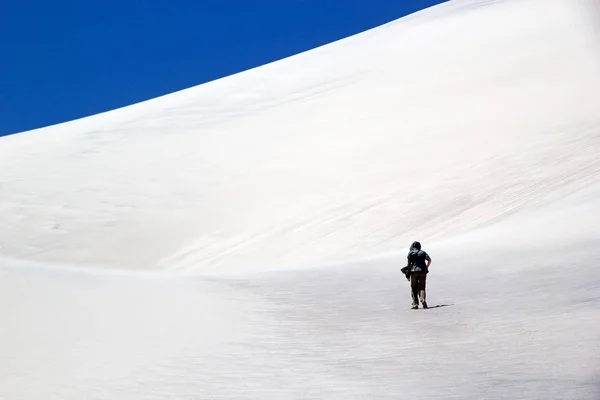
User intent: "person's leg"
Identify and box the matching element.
[418,273,427,308]
[410,274,419,308]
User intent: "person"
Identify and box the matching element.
[404,241,431,309]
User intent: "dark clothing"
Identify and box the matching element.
[407,248,431,274]
[410,272,427,305]
[405,242,431,307]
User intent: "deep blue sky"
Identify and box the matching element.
[0,0,446,136]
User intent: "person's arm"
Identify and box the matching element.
[425,253,432,268]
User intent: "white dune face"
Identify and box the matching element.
[1,0,599,272]
[2,0,600,399]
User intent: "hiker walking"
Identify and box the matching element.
[402,241,432,309]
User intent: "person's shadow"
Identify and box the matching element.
[426,304,453,309]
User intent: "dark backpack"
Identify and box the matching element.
[401,250,418,278]
[407,249,428,273]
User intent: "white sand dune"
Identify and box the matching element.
[1,0,600,398]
